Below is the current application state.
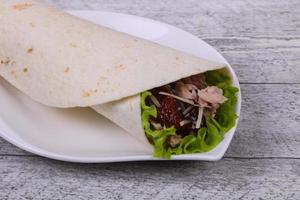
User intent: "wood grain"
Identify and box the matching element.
[226,84,300,158]
[0,156,299,200]
[0,141,28,156]
[206,39,300,83]
[46,0,300,38]
[1,0,299,199]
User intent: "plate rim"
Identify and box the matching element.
[0,10,241,163]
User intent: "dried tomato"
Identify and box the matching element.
[157,96,183,129]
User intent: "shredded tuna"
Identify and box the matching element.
[198,86,227,105]
[197,97,211,108]
[182,73,207,89]
[203,105,219,118]
[167,135,182,147]
[175,82,198,100]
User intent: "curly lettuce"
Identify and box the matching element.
[205,69,239,132]
[141,69,239,158]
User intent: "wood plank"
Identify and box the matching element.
[1,84,299,158]
[46,0,300,38]
[204,38,300,51]
[0,156,299,199]
[204,38,300,83]
[217,45,300,84]
[1,0,298,198]
[226,84,300,158]
[0,139,30,155]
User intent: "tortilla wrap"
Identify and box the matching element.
[0,0,226,146]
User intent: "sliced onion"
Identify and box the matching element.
[195,107,204,129]
[182,105,193,116]
[150,120,162,130]
[150,95,161,107]
[179,120,191,126]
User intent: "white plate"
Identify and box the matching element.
[0,10,241,163]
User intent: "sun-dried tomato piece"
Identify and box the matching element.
[157,96,183,128]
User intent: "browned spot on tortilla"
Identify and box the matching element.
[29,22,35,27]
[123,43,134,48]
[27,48,34,54]
[69,43,77,48]
[99,76,107,81]
[93,89,98,93]
[0,57,11,65]
[13,3,33,11]
[133,39,138,42]
[64,67,70,73]
[11,70,17,79]
[23,68,28,73]
[114,64,125,71]
[82,90,91,98]
[129,102,133,111]
[176,56,180,60]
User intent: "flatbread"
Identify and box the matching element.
[0,0,226,146]
[0,0,225,108]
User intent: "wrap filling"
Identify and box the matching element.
[141,69,239,158]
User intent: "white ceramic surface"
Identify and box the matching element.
[0,10,241,163]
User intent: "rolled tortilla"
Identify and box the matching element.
[92,96,150,145]
[0,0,225,146]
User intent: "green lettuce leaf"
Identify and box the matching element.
[141,92,176,158]
[199,117,223,152]
[205,69,239,132]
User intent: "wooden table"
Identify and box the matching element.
[1,0,299,199]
